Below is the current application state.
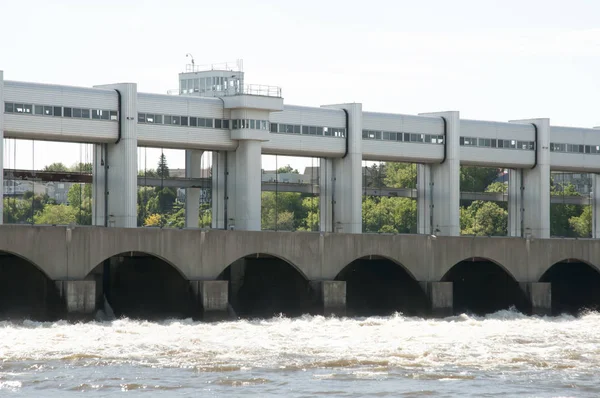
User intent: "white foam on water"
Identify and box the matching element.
[0,380,22,391]
[1,310,599,376]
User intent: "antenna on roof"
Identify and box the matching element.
[186,53,195,66]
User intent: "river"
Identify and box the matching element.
[1,310,599,397]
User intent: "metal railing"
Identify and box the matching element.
[167,84,282,98]
[235,84,282,97]
[184,61,242,73]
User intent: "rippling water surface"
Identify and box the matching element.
[1,310,600,397]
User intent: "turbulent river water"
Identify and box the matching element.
[1,310,599,397]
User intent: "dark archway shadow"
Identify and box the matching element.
[540,259,600,315]
[218,253,312,319]
[0,251,62,321]
[442,257,528,316]
[88,252,196,320]
[335,256,428,317]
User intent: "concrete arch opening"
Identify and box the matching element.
[88,252,196,320]
[0,251,62,321]
[218,254,312,318]
[540,259,600,315]
[335,256,428,317]
[442,257,528,315]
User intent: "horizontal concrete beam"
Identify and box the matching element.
[5,169,91,183]
[2,225,600,285]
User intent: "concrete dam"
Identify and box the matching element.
[1,225,600,321]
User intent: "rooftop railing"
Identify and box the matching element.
[167,84,282,98]
[184,61,242,73]
[236,84,282,97]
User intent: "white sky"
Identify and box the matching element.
[1,0,599,172]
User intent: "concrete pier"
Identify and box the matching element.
[56,281,97,314]
[191,280,229,320]
[228,259,246,310]
[520,282,552,315]
[310,281,346,316]
[422,282,453,317]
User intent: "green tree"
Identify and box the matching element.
[43,162,69,172]
[461,201,508,236]
[137,186,156,226]
[3,197,37,224]
[261,192,305,230]
[153,155,177,216]
[364,163,386,188]
[298,196,319,231]
[569,206,592,238]
[138,168,159,178]
[35,204,76,225]
[67,183,92,225]
[24,192,49,222]
[157,187,177,215]
[166,207,185,228]
[362,196,416,234]
[276,165,299,174]
[199,204,212,228]
[144,213,164,227]
[485,182,508,193]
[135,155,178,226]
[157,154,170,179]
[70,162,92,173]
[550,182,583,237]
[461,167,500,192]
[384,163,417,189]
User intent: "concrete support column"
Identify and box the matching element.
[594,174,600,239]
[325,103,362,233]
[422,282,453,317]
[226,151,237,230]
[228,258,245,310]
[235,140,261,231]
[0,70,4,224]
[418,111,461,236]
[92,144,107,226]
[185,150,203,228]
[520,282,551,315]
[417,164,432,234]
[211,151,228,229]
[510,118,551,238]
[190,280,229,320]
[594,128,600,238]
[508,169,523,237]
[56,280,97,314]
[319,158,334,232]
[310,281,346,316]
[94,83,138,228]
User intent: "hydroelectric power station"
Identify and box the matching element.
[1,61,600,320]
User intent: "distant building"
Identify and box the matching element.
[261,170,311,184]
[173,168,212,203]
[3,180,49,198]
[49,182,75,204]
[552,172,592,195]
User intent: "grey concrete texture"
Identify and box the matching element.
[2,225,599,283]
[426,282,453,310]
[520,282,552,314]
[309,280,347,316]
[192,280,229,312]
[55,280,96,313]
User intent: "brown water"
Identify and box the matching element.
[1,310,599,397]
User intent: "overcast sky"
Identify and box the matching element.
[1,0,599,172]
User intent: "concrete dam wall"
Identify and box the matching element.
[0,225,599,320]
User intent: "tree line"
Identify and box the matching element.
[2,158,592,237]
[263,163,591,237]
